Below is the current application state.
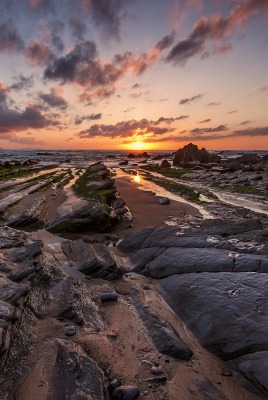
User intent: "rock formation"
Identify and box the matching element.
[173,143,221,166]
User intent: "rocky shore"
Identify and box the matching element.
[0,146,268,399]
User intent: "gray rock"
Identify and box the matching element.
[147,247,233,278]
[112,385,140,400]
[100,292,118,302]
[65,325,76,336]
[132,297,193,360]
[160,159,171,168]
[160,272,268,360]
[150,366,163,375]
[156,196,170,205]
[230,351,268,399]
[50,339,105,399]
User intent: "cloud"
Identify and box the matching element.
[131,83,141,89]
[24,40,55,66]
[240,120,253,125]
[83,0,136,41]
[198,118,211,123]
[44,40,107,83]
[113,32,175,75]
[49,20,65,53]
[190,124,227,134]
[259,84,268,94]
[77,118,176,139]
[179,94,202,104]
[10,74,34,91]
[228,109,237,114]
[26,0,54,11]
[0,19,25,52]
[69,15,87,42]
[166,0,268,64]
[44,33,174,102]
[130,91,149,98]
[38,87,68,110]
[145,125,268,143]
[231,126,268,137]
[207,102,221,106]
[75,113,102,124]
[2,135,45,145]
[156,115,189,124]
[123,107,135,113]
[0,82,59,133]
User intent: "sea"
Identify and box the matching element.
[0,149,268,168]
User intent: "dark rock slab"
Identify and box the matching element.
[117,227,154,253]
[132,298,193,360]
[160,272,268,360]
[7,197,45,229]
[147,247,233,278]
[61,239,125,280]
[50,339,105,400]
[0,226,27,249]
[230,351,268,399]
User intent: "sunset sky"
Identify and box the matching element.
[0,0,268,150]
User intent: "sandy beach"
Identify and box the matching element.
[114,176,201,236]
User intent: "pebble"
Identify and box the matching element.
[150,366,163,375]
[144,376,167,384]
[112,385,140,400]
[220,369,232,376]
[108,379,121,394]
[65,326,76,336]
[100,292,119,302]
[106,331,118,339]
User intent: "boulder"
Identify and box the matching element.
[156,196,170,205]
[236,153,260,165]
[173,143,221,166]
[160,272,268,360]
[160,159,171,168]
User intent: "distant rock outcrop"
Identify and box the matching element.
[160,159,171,168]
[173,143,220,166]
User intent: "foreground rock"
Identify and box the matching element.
[118,216,268,399]
[3,209,268,400]
[46,162,132,234]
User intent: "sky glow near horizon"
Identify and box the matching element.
[0,0,268,151]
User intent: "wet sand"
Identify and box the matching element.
[114,176,201,236]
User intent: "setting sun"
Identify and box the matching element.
[132,141,144,150]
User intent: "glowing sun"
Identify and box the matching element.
[132,141,144,150]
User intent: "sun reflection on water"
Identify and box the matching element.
[133,173,141,184]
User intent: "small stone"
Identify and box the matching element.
[150,366,163,375]
[65,326,76,336]
[100,292,119,302]
[112,385,140,400]
[220,369,232,377]
[144,376,167,384]
[106,331,117,339]
[108,379,121,395]
[156,196,170,205]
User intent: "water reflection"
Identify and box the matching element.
[133,173,141,184]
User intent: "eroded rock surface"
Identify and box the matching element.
[118,216,268,399]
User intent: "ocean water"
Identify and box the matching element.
[0,149,267,167]
[0,149,172,167]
